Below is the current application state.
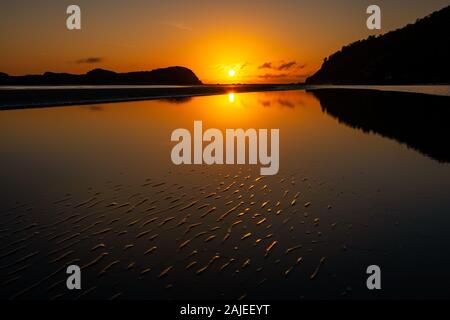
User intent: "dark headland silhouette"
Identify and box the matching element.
[0,66,202,85]
[306,5,450,84]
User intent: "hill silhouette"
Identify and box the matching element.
[0,66,202,85]
[306,5,450,84]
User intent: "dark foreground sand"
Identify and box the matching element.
[0,84,301,109]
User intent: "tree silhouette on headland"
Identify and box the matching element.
[306,6,450,84]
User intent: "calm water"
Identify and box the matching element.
[0,89,449,300]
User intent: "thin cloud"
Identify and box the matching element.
[278,61,296,70]
[75,57,103,64]
[240,62,250,70]
[258,62,273,69]
[258,73,288,79]
[215,62,249,73]
[259,61,304,71]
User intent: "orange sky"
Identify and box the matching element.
[0,0,448,83]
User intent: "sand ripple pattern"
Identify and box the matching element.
[0,166,349,300]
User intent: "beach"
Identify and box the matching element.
[1,89,450,300]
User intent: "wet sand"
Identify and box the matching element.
[1,89,450,300]
[0,166,338,300]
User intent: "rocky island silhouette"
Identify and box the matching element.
[0,66,203,86]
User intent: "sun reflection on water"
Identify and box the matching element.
[228,92,235,103]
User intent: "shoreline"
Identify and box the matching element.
[1,84,449,110]
[0,84,302,110]
[305,84,450,97]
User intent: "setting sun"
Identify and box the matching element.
[228,69,236,77]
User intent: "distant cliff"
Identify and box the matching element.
[0,66,202,85]
[306,6,450,84]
